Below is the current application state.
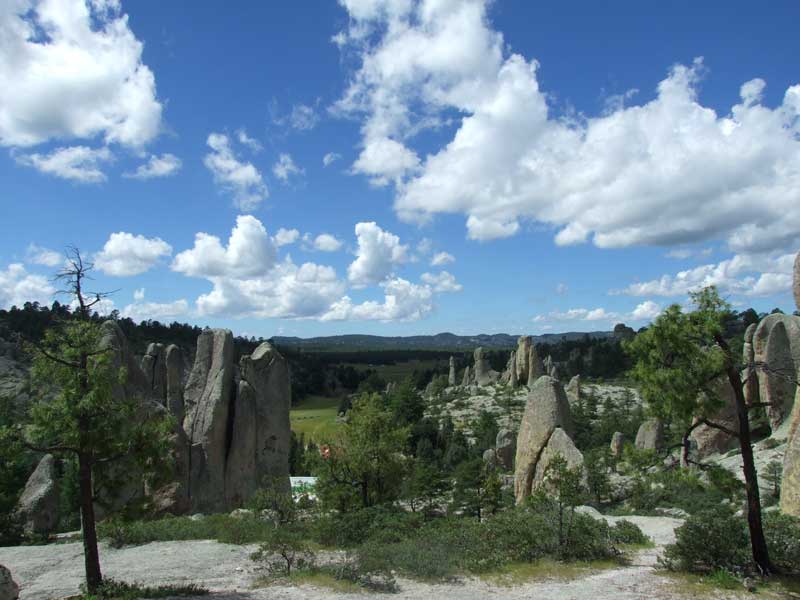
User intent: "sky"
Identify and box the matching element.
[1,0,799,339]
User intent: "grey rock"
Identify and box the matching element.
[527,348,544,388]
[183,329,235,513]
[514,376,573,504]
[516,336,532,382]
[165,345,184,423]
[610,432,625,458]
[613,323,635,341]
[495,428,516,470]
[565,375,581,405]
[0,564,19,600]
[533,427,586,492]
[752,313,800,431]
[483,448,498,468]
[635,418,664,451]
[690,378,739,458]
[473,347,498,386]
[794,251,800,311]
[141,343,167,402]
[509,351,518,388]
[781,385,800,517]
[15,455,60,535]
[448,356,456,387]
[461,365,471,387]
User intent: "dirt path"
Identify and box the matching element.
[0,515,745,600]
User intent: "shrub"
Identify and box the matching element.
[311,504,421,548]
[610,519,650,546]
[78,579,207,600]
[661,506,749,573]
[764,512,800,573]
[251,523,315,577]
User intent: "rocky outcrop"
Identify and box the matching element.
[780,256,800,516]
[509,352,518,388]
[565,375,581,405]
[752,314,800,431]
[689,379,739,458]
[448,356,456,387]
[461,365,471,387]
[0,564,19,600]
[533,427,586,491]
[795,251,800,311]
[742,323,759,406]
[141,343,168,401]
[183,329,235,513]
[165,345,184,422]
[613,323,635,341]
[635,418,664,451]
[473,347,498,386]
[15,455,60,535]
[516,336,544,386]
[610,432,625,458]
[527,349,544,388]
[514,376,574,504]
[495,428,516,470]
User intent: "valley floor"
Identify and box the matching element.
[0,515,763,600]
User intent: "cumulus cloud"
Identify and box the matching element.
[236,128,262,152]
[133,287,145,301]
[0,263,55,308]
[121,299,189,322]
[0,0,162,148]
[534,300,664,327]
[665,247,713,260]
[323,152,341,167]
[95,232,172,276]
[347,222,409,287]
[421,270,462,292]
[16,146,112,182]
[430,251,454,266]
[322,277,434,322]
[26,244,62,267]
[274,228,300,247]
[172,215,277,278]
[204,133,268,211]
[616,252,796,298]
[334,0,800,264]
[272,153,304,183]
[289,104,319,130]
[313,234,343,252]
[123,153,181,179]
[631,300,662,320]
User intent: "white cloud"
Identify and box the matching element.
[322,277,434,322]
[236,128,262,152]
[16,146,112,182]
[95,232,172,276]
[133,287,145,301]
[416,238,433,255]
[430,251,454,266]
[421,270,462,292]
[631,300,662,320]
[0,0,162,148]
[617,252,796,298]
[26,244,62,267]
[555,283,568,295]
[534,307,620,323]
[172,215,277,278]
[665,247,713,260]
[121,299,189,322]
[123,153,181,180]
[334,1,800,260]
[204,133,268,211]
[314,234,343,252]
[347,222,409,287]
[323,152,341,167]
[274,228,300,247]
[0,263,55,308]
[272,153,304,183]
[290,104,319,130]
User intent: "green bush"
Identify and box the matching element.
[661,506,749,573]
[627,467,742,515]
[609,519,650,546]
[764,512,800,573]
[311,504,422,548]
[78,579,207,600]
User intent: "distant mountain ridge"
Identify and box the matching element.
[271,331,614,351]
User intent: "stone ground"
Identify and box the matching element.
[0,515,755,600]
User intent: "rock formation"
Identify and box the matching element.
[781,251,800,516]
[613,323,635,341]
[634,418,664,451]
[165,344,184,422]
[610,432,624,457]
[742,323,759,406]
[509,352,518,388]
[0,564,19,600]
[448,356,456,386]
[795,251,800,310]
[751,314,800,431]
[461,365,471,387]
[495,428,516,470]
[15,454,60,535]
[515,336,544,386]
[141,343,168,401]
[533,427,586,491]
[565,375,581,405]
[689,379,739,458]
[514,376,574,504]
[473,347,498,386]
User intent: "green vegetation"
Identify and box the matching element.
[289,394,341,443]
[75,579,207,600]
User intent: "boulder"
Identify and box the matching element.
[483,448,498,469]
[15,454,60,535]
[183,329,235,513]
[565,375,581,405]
[610,432,625,458]
[635,418,664,451]
[752,313,800,432]
[495,428,516,470]
[690,379,739,458]
[533,427,586,491]
[0,565,19,600]
[794,251,800,311]
[514,376,573,504]
[448,356,456,387]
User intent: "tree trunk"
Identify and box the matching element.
[720,346,772,574]
[78,453,103,592]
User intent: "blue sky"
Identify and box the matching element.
[2,0,799,338]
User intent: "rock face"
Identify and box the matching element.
[448,356,456,387]
[473,347,498,386]
[533,427,585,491]
[635,418,664,451]
[509,352,518,388]
[689,379,739,458]
[752,315,800,431]
[141,343,168,401]
[565,375,581,405]
[781,258,800,516]
[165,345,184,422]
[0,564,19,600]
[15,455,60,535]
[514,376,574,504]
[495,429,516,470]
[610,432,625,457]
[742,323,759,406]
[183,329,236,513]
[794,251,800,311]
[461,365,471,387]
[516,336,544,386]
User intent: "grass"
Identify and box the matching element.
[664,571,800,597]
[290,395,341,443]
[68,579,208,600]
[480,558,623,586]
